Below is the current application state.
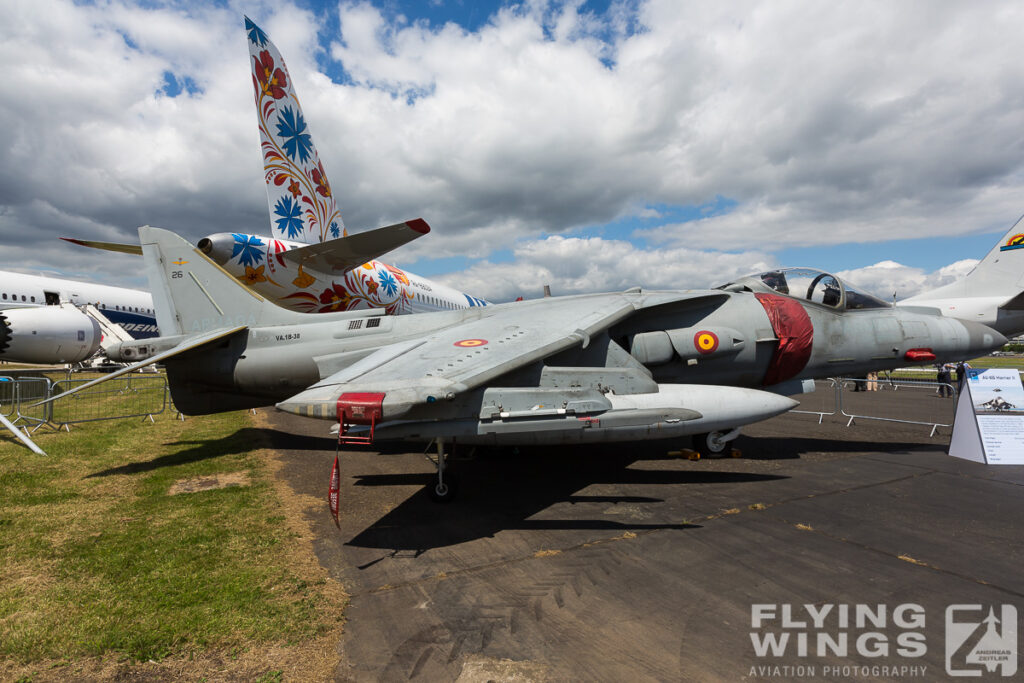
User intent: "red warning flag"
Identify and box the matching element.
[328,455,340,525]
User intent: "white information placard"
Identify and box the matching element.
[949,368,1024,465]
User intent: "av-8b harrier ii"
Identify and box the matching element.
[47,226,1004,500]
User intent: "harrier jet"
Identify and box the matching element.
[46,225,1005,500]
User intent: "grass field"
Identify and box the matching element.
[0,408,346,681]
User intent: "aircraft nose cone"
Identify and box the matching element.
[962,320,1007,355]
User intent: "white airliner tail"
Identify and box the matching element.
[901,214,1024,335]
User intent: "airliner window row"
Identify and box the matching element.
[95,304,154,314]
[0,292,153,316]
[415,292,464,310]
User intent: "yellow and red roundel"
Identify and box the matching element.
[693,330,719,355]
[454,338,488,348]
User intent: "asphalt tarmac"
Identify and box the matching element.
[263,385,1024,682]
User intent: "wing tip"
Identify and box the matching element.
[406,218,431,235]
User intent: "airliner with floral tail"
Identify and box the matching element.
[66,17,488,316]
[199,17,489,314]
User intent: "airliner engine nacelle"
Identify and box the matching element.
[197,233,247,265]
[0,306,101,364]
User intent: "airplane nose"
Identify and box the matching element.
[962,320,1007,356]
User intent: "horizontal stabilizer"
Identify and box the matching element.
[282,219,430,273]
[61,237,143,255]
[999,290,1024,311]
[32,325,248,406]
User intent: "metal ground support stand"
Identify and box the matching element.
[425,437,458,503]
[0,412,46,455]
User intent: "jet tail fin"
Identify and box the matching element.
[905,214,1024,304]
[245,16,343,245]
[960,213,1024,293]
[140,224,310,335]
[282,218,430,273]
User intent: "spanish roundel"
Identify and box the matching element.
[454,339,488,348]
[694,330,719,354]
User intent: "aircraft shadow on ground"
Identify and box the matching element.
[735,434,938,459]
[342,443,785,552]
[263,425,936,552]
[86,427,266,477]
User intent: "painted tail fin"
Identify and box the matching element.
[245,16,344,245]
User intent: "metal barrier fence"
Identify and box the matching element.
[0,372,170,434]
[16,378,55,429]
[790,378,840,423]
[0,378,15,418]
[46,373,169,429]
[0,376,52,422]
[791,376,958,436]
[839,377,957,437]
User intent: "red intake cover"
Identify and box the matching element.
[754,293,814,386]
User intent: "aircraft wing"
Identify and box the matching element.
[61,237,143,255]
[278,292,716,420]
[278,293,639,419]
[282,218,430,273]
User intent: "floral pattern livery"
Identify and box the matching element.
[230,19,481,317]
[246,16,344,245]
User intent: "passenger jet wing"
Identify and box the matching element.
[277,291,722,420]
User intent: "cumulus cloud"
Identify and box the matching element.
[2,0,1023,292]
[836,258,980,302]
[436,235,774,301]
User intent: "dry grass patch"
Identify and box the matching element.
[168,471,251,495]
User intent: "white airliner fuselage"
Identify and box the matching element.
[0,270,156,364]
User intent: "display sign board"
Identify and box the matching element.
[949,368,1024,465]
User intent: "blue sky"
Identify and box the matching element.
[2,1,1024,300]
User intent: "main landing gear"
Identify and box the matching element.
[426,437,459,503]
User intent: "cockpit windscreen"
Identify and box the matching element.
[718,267,890,310]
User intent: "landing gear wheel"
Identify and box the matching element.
[428,472,459,503]
[694,431,730,458]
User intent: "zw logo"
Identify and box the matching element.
[946,605,1017,677]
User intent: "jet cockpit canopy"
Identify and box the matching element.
[717,267,891,310]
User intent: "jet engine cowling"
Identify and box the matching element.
[0,306,102,364]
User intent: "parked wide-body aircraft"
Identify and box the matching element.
[0,270,155,364]
[48,225,1004,500]
[897,214,1024,336]
[66,18,488,316]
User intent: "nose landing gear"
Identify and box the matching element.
[427,437,459,503]
[693,428,740,458]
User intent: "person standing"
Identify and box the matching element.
[956,360,971,395]
[937,363,953,397]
